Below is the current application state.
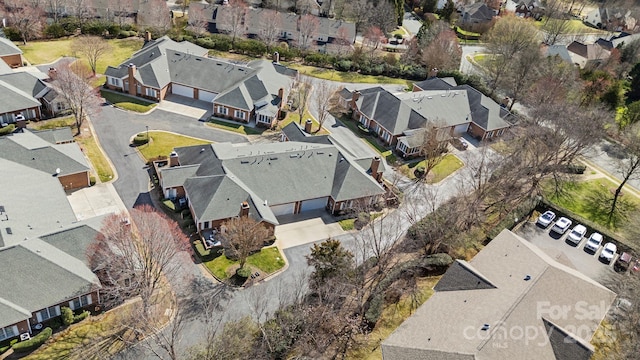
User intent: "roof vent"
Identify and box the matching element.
[200,148,205,153]
[264,200,268,206]
[5,227,12,235]
[524,275,531,281]
[481,324,490,331]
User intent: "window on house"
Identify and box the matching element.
[70,294,92,310]
[0,326,17,341]
[234,110,245,119]
[136,84,141,94]
[204,221,210,229]
[109,77,121,86]
[56,102,64,111]
[146,88,157,97]
[217,106,228,115]
[37,306,60,322]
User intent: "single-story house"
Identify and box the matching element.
[157,140,386,239]
[0,37,23,68]
[105,36,296,127]
[460,3,495,26]
[382,229,617,360]
[201,4,356,45]
[0,71,68,125]
[348,78,513,157]
[0,130,105,341]
[546,41,611,69]
[0,129,91,190]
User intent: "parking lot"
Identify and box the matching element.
[516,219,619,284]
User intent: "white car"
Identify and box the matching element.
[600,242,617,263]
[584,233,603,253]
[537,211,556,228]
[566,224,587,244]
[551,217,572,234]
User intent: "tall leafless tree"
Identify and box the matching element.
[222,0,248,45]
[298,14,319,50]
[608,123,640,223]
[260,10,282,51]
[220,216,269,273]
[71,35,112,76]
[421,27,462,72]
[497,45,543,110]
[311,81,336,133]
[187,3,211,38]
[292,74,311,124]
[418,122,451,181]
[52,64,102,134]
[87,205,189,316]
[4,0,44,44]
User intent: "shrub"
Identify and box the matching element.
[61,306,74,326]
[73,310,90,323]
[0,124,16,135]
[236,266,252,278]
[12,327,52,353]
[49,318,63,331]
[44,23,67,38]
[354,212,371,230]
[2,27,21,41]
[194,240,212,259]
[415,166,426,178]
[133,133,149,145]
[89,176,96,186]
[334,60,353,72]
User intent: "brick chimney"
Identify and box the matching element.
[145,31,152,42]
[350,90,361,109]
[48,67,57,80]
[240,201,250,217]
[169,151,179,167]
[428,68,439,78]
[304,118,313,133]
[127,63,137,96]
[273,51,280,63]
[371,156,381,181]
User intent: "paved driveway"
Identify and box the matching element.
[67,183,128,220]
[274,209,346,249]
[157,95,212,120]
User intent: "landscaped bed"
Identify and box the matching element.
[136,131,212,162]
[399,154,464,183]
[206,118,265,135]
[101,90,157,113]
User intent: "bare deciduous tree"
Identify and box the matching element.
[260,10,282,51]
[4,0,44,44]
[220,216,269,273]
[291,74,311,124]
[363,26,384,57]
[87,205,189,316]
[187,3,211,38]
[71,36,112,76]
[222,0,248,45]
[421,27,462,72]
[298,14,319,50]
[139,0,173,35]
[311,81,336,133]
[497,45,543,110]
[53,64,102,134]
[608,123,640,223]
[418,123,451,181]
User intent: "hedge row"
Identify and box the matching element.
[12,327,52,353]
[0,124,16,136]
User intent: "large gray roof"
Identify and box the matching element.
[0,72,48,97]
[382,229,617,360]
[0,79,41,114]
[32,127,74,144]
[39,225,100,266]
[0,37,21,56]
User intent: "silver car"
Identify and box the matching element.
[584,233,603,253]
[551,217,572,235]
[566,224,587,244]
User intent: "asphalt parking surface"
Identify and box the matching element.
[516,220,618,284]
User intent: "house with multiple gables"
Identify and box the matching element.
[346,77,514,158]
[0,129,102,342]
[546,32,640,69]
[0,37,23,68]
[190,3,356,46]
[382,229,616,360]
[105,36,297,127]
[156,135,385,242]
[583,7,637,32]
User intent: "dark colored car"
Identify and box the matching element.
[615,252,632,272]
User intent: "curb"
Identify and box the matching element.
[85,115,119,183]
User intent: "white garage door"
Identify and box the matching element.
[172,84,193,98]
[198,90,217,102]
[300,197,328,212]
[270,203,295,216]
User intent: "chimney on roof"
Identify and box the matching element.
[240,201,250,217]
[127,63,137,96]
[48,67,57,80]
[428,68,439,79]
[370,156,382,182]
[145,31,152,43]
[304,118,313,133]
[350,90,361,109]
[169,151,179,167]
[273,51,280,63]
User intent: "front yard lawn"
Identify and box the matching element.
[278,110,329,135]
[137,131,212,162]
[286,63,411,87]
[399,154,464,183]
[203,247,285,280]
[101,90,157,113]
[206,118,265,135]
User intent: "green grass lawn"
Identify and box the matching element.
[337,115,397,164]
[203,247,285,280]
[137,131,212,162]
[399,154,464,183]
[533,18,608,34]
[278,110,329,135]
[544,178,639,230]
[100,90,157,113]
[339,218,355,231]
[28,116,76,130]
[286,63,411,87]
[206,119,265,135]
[20,38,143,74]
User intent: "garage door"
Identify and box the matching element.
[300,197,328,212]
[270,203,295,216]
[172,84,194,98]
[454,123,469,135]
[198,90,217,102]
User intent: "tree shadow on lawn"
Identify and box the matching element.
[583,188,637,229]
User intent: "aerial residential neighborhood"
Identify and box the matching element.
[2,0,640,359]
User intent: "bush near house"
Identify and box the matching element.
[12,327,52,353]
[0,339,18,355]
[62,307,75,326]
[0,124,16,136]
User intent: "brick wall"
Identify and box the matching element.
[1,54,22,68]
[59,171,90,190]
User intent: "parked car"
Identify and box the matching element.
[551,217,572,234]
[584,233,603,253]
[537,210,556,228]
[600,242,617,263]
[567,224,587,245]
[614,252,633,272]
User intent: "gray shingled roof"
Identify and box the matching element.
[0,79,41,114]
[32,128,74,144]
[382,229,616,360]
[0,72,48,97]
[281,122,332,144]
[0,37,21,56]
[39,225,100,266]
[0,134,89,176]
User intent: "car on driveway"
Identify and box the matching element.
[551,217,572,234]
[537,211,556,228]
[566,224,587,245]
[614,252,632,272]
[584,233,603,253]
[600,242,617,263]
